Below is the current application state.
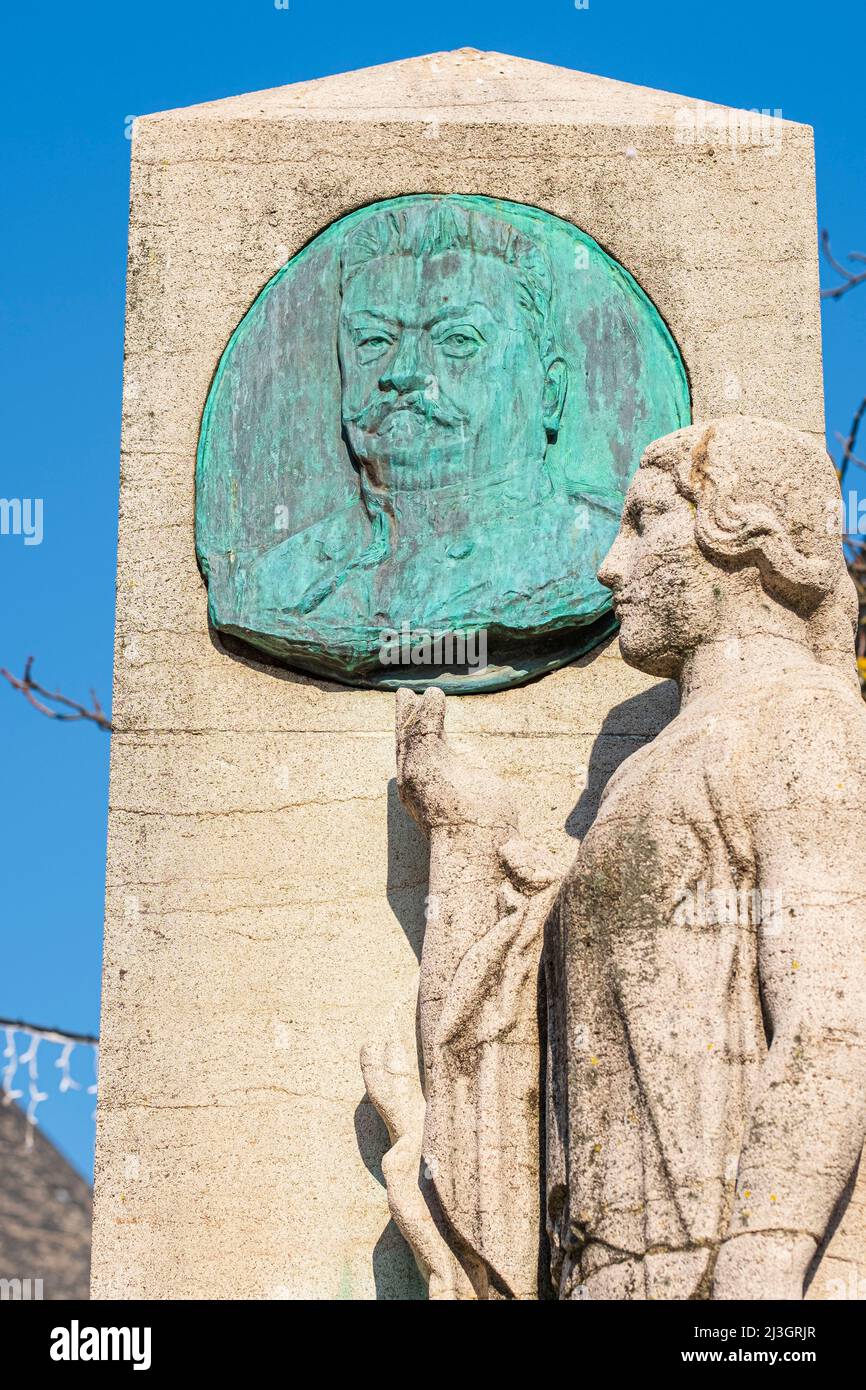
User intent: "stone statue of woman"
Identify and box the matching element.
[361,417,866,1300]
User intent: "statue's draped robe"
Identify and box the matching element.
[422,867,559,1299]
[544,689,770,1299]
[425,684,816,1299]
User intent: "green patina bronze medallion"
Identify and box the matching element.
[196,194,690,691]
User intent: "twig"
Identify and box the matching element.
[837,397,866,477]
[821,230,866,300]
[0,657,112,731]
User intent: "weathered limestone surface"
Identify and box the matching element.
[92,51,850,1300]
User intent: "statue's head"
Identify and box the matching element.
[598,417,858,682]
[337,199,567,492]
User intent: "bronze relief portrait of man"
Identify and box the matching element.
[196,194,690,690]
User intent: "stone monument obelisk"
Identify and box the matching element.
[92,50,864,1300]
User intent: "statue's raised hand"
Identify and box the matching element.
[395,688,517,835]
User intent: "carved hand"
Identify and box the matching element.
[395,687,518,835]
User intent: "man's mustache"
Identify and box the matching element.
[346,387,467,434]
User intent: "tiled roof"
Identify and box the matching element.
[0,1101,91,1299]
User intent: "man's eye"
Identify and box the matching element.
[437,329,483,358]
[355,333,393,361]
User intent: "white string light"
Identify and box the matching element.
[2,1026,23,1105]
[55,1040,81,1094]
[18,1034,46,1147]
[0,1022,98,1146]
[18,1031,39,1071]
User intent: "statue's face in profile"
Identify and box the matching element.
[598,464,718,677]
[338,250,553,491]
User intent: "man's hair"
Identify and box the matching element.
[340,198,561,365]
[642,418,859,683]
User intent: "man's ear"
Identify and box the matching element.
[542,356,568,442]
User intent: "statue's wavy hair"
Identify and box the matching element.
[641,418,859,684]
[340,197,562,367]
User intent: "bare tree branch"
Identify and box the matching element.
[821,230,866,300]
[0,656,112,731]
[836,396,866,475]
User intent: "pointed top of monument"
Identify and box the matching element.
[146,49,804,130]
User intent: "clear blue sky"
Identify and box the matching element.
[1,0,863,1179]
